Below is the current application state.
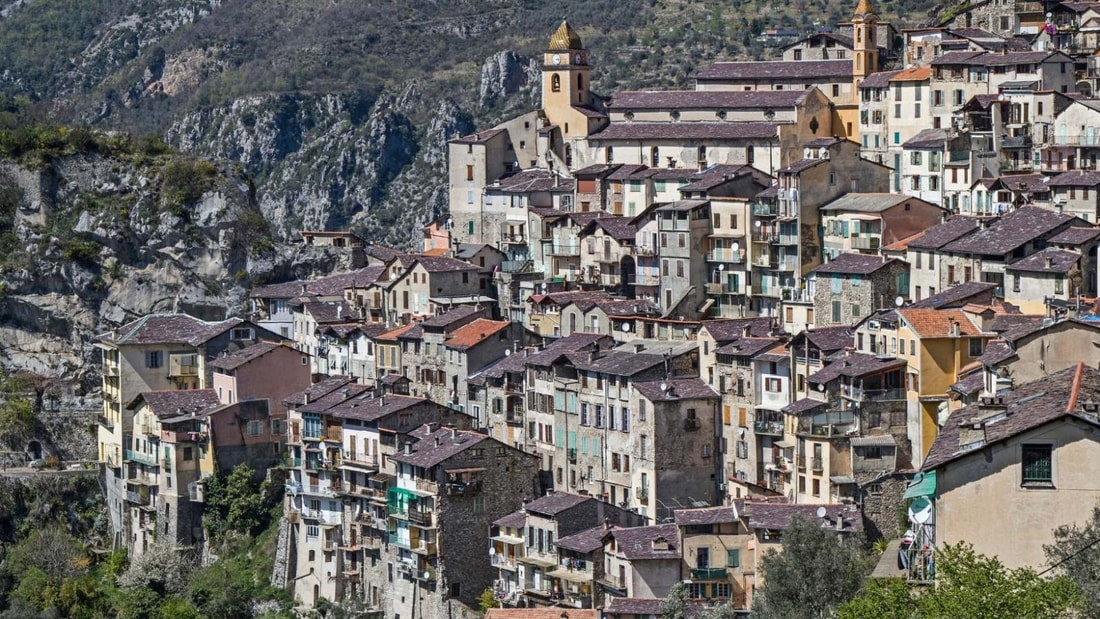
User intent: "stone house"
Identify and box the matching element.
[820,193,946,259]
[578,217,639,293]
[904,215,981,302]
[525,290,612,337]
[386,426,540,616]
[384,256,485,322]
[808,253,910,327]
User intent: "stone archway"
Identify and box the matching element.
[26,441,41,460]
[619,255,636,299]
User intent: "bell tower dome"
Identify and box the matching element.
[852,0,879,91]
[542,21,592,124]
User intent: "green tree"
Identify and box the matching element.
[839,543,1080,619]
[203,464,270,543]
[1045,503,1100,617]
[658,582,746,619]
[188,560,254,619]
[752,516,872,619]
[477,587,500,612]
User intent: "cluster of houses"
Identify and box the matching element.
[90,0,1100,616]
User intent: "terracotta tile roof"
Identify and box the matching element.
[907,215,980,249]
[389,428,491,468]
[1049,226,1100,246]
[909,281,998,309]
[898,309,983,338]
[128,389,221,418]
[674,505,738,526]
[592,122,780,141]
[523,492,591,516]
[1006,248,1082,273]
[810,253,901,275]
[611,523,681,560]
[950,369,985,397]
[445,319,511,351]
[941,206,1076,255]
[888,66,932,81]
[633,378,719,402]
[747,502,863,532]
[374,323,418,342]
[610,89,810,110]
[882,230,927,252]
[696,59,853,81]
[923,364,1100,471]
[209,341,287,371]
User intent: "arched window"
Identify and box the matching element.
[577,74,584,91]
[651,146,660,167]
[606,146,614,163]
[551,74,561,92]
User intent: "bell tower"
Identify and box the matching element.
[852,0,879,91]
[542,21,592,137]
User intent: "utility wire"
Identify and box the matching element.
[1038,534,1100,577]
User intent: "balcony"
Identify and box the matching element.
[168,354,199,378]
[95,415,115,431]
[999,160,1035,173]
[362,536,383,550]
[754,419,784,436]
[752,202,778,217]
[103,365,120,377]
[492,553,517,569]
[500,231,527,245]
[842,385,907,401]
[707,248,745,263]
[691,567,729,580]
[415,478,439,495]
[753,254,779,268]
[850,236,881,251]
[124,450,159,467]
[341,452,379,470]
[412,540,438,555]
[775,234,798,246]
[324,426,342,443]
[301,507,342,526]
[408,508,434,527]
[285,481,303,495]
[751,230,779,243]
[125,490,149,506]
[547,243,581,257]
[630,246,657,257]
[568,448,578,463]
[635,486,649,501]
[706,282,740,295]
[631,272,660,286]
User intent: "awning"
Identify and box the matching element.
[370,472,395,483]
[903,470,936,499]
[774,440,794,449]
[830,475,856,485]
[548,568,592,584]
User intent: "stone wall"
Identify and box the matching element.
[858,472,912,542]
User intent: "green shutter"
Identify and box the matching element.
[556,428,565,447]
[727,549,740,568]
[581,436,588,455]
[568,432,577,449]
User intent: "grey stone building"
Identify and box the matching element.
[808,253,910,327]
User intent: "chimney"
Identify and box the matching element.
[435,435,441,447]
[303,392,310,404]
[451,428,458,440]
[405,442,412,455]
[300,283,307,295]
[337,305,343,320]
[634,343,645,353]
[1045,256,1053,269]
[836,512,844,531]
[742,324,751,338]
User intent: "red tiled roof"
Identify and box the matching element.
[897,308,983,338]
[445,319,510,350]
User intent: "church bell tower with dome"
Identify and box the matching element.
[541,20,595,142]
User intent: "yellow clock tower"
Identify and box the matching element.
[541,21,593,141]
[852,0,879,91]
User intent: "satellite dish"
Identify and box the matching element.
[489,548,496,555]
[895,296,904,307]
[909,497,933,524]
[622,323,631,332]
[660,382,668,392]
[732,242,740,252]
[754,221,761,228]
[423,571,431,580]
[816,506,827,519]
[737,427,746,438]
[817,383,826,392]
[504,349,511,356]
[718,264,726,271]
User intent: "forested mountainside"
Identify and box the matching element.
[0,0,944,249]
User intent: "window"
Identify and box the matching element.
[183,447,193,461]
[466,165,474,181]
[247,420,264,436]
[969,338,983,357]
[727,549,741,568]
[914,103,921,118]
[231,327,254,340]
[1021,444,1053,486]
[306,525,319,539]
[1056,276,1065,295]
[551,74,560,92]
[145,351,163,369]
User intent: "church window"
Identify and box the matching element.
[577,74,584,91]
[551,74,561,92]
[606,146,614,163]
[651,146,660,167]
